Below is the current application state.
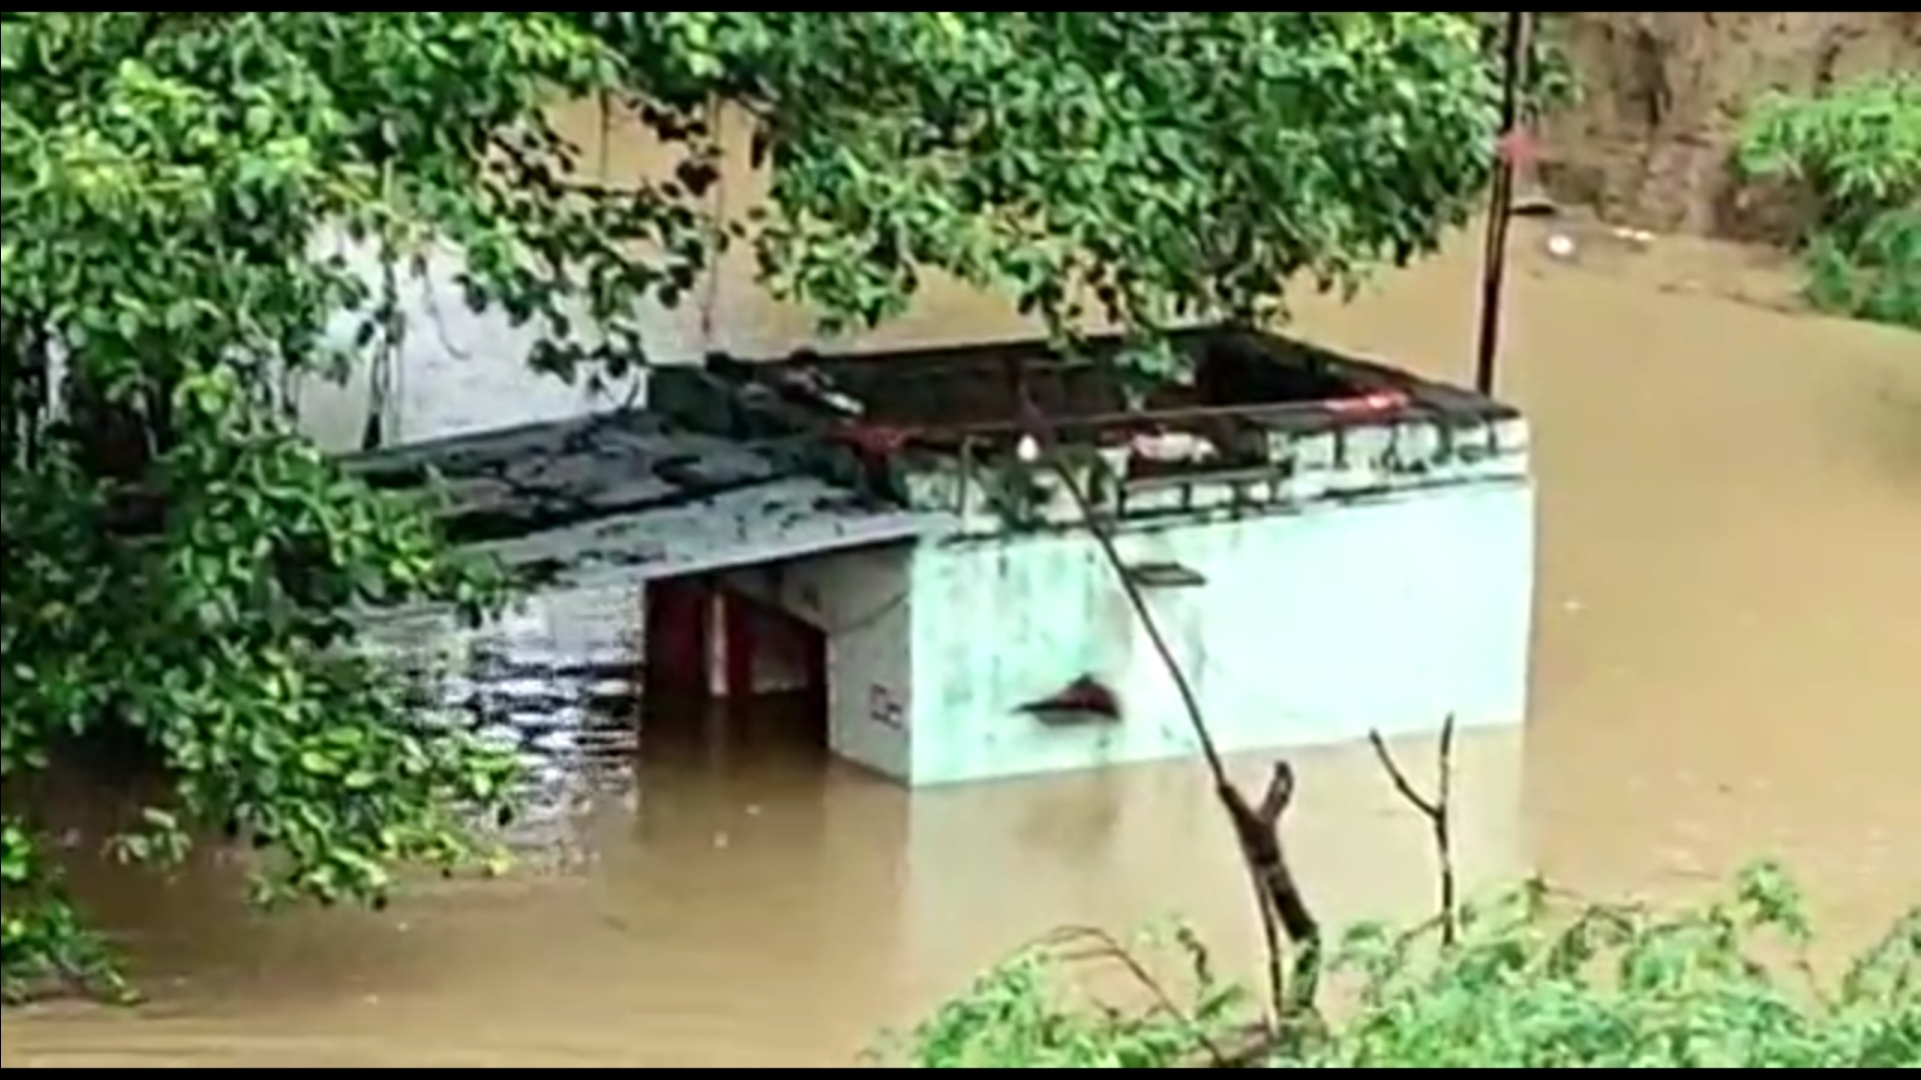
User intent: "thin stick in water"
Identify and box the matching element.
[1367,714,1460,946]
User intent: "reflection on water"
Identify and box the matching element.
[443,643,642,859]
[5,225,1919,1068]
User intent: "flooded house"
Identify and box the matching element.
[291,96,1532,814]
[350,327,1535,798]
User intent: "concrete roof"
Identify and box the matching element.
[346,409,951,590]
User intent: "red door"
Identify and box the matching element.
[643,576,711,698]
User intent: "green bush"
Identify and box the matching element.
[1736,74,1921,331]
[885,865,1921,1069]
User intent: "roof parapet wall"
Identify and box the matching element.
[651,328,1530,538]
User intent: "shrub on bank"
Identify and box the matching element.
[883,865,1920,1068]
[1736,74,1921,332]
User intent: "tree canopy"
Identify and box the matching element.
[0,12,1508,998]
[585,13,1502,338]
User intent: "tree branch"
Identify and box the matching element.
[1367,714,1459,947]
[1038,925,1230,1068]
[1011,393,1323,1029]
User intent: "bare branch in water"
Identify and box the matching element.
[1011,390,1323,1030]
[1368,714,1460,946]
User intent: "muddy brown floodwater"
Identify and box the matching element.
[5,225,1919,1068]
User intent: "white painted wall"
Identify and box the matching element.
[294,234,671,453]
[906,477,1536,787]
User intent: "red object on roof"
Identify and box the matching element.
[1497,128,1539,168]
[835,423,911,456]
[1323,390,1410,416]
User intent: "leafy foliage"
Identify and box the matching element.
[881,925,1250,1070]
[1736,73,1921,331]
[888,866,1921,1069]
[2,12,1511,1000]
[587,12,1505,366]
[0,12,614,998]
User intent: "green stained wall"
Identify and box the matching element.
[901,477,1535,786]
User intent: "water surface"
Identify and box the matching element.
[5,226,1917,1068]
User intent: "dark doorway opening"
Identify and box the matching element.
[640,575,830,768]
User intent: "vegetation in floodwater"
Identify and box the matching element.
[1736,73,1921,332]
[884,865,1921,1069]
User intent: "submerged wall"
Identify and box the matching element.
[645,326,1539,789]
[905,475,1535,786]
[364,542,920,819]
[356,580,641,850]
[887,395,1537,788]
